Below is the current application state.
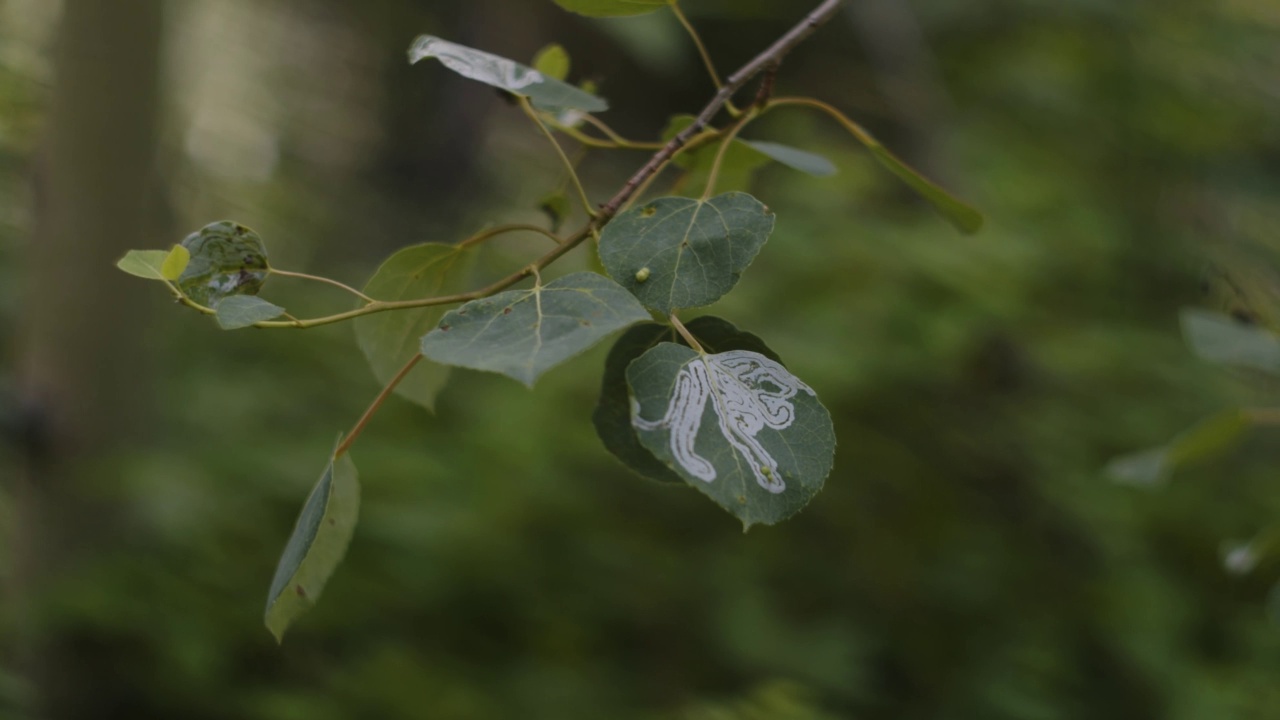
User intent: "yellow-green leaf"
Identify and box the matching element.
[160,245,191,281]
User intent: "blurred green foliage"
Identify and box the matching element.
[3,0,1280,718]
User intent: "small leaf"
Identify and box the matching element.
[355,243,475,411]
[538,192,573,233]
[594,316,781,484]
[867,145,984,234]
[532,43,570,81]
[663,115,770,195]
[1106,409,1252,486]
[116,250,173,280]
[264,446,360,643]
[1181,308,1280,375]
[420,272,650,387]
[627,343,835,528]
[178,221,270,306]
[161,245,191,280]
[215,295,285,330]
[408,35,607,113]
[598,192,775,314]
[743,141,838,177]
[552,0,671,17]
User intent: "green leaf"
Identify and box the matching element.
[867,145,984,234]
[627,343,835,528]
[662,115,770,195]
[420,272,650,388]
[161,245,191,280]
[1181,308,1280,375]
[532,43,570,81]
[594,316,781,483]
[743,140,838,177]
[355,243,475,412]
[1105,408,1253,486]
[408,35,607,113]
[116,250,173,280]
[264,446,360,643]
[214,295,285,330]
[551,0,671,18]
[538,192,573,233]
[177,221,270,306]
[598,192,775,314]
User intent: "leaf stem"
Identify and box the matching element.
[701,110,754,200]
[520,97,596,218]
[269,268,375,304]
[458,223,563,249]
[670,3,738,116]
[668,314,705,354]
[334,353,424,458]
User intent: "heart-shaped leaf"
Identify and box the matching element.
[552,0,671,17]
[743,140,838,177]
[177,221,270,306]
[215,295,285,330]
[420,272,649,387]
[598,192,775,314]
[1181,308,1280,375]
[355,243,475,411]
[409,35,607,113]
[594,316,781,483]
[627,343,835,528]
[265,445,360,643]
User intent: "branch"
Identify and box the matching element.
[221,0,845,330]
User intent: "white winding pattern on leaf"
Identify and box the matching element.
[632,350,814,494]
[410,37,545,91]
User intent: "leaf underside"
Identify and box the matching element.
[627,343,835,528]
[215,295,285,330]
[264,447,360,643]
[594,316,782,484]
[598,192,775,314]
[420,272,650,387]
[1181,308,1280,375]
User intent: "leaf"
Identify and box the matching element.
[116,250,173,280]
[743,140,838,177]
[532,43,570,81]
[866,144,984,234]
[355,243,475,412]
[264,446,360,643]
[177,221,270,306]
[551,0,671,18]
[594,316,781,484]
[214,295,285,330]
[420,272,650,388]
[627,343,835,528]
[539,192,573,233]
[1105,409,1253,486]
[663,115,771,195]
[408,35,607,113]
[161,245,191,280]
[598,192,775,314]
[1181,308,1280,375]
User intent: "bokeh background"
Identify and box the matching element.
[3,0,1280,718]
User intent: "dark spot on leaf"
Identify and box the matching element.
[440,323,451,332]
[328,518,336,526]
[295,585,307,597]
[503,307,512,315]
[737,495,746,504]
[681,241,689,248]
[642,206,657,217]
[580,320,591,327]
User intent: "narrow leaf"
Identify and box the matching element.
[264,447,360,643]
[116,250,173,280]
[409,35,607,113]
[1181,308,1280,375]
[594,316,781,484]
[420,272,650,387]
[215,295,285,330]
[355,243,475,412]
[552,0,671,17]
[627,343,835,528]
[161,245,191,280]
[178,221,270,306]
[743,140,838,177]
[1106,409,1252,486]
[598,192,775,314]
[867,145,984,234]
[532,43,570,81]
